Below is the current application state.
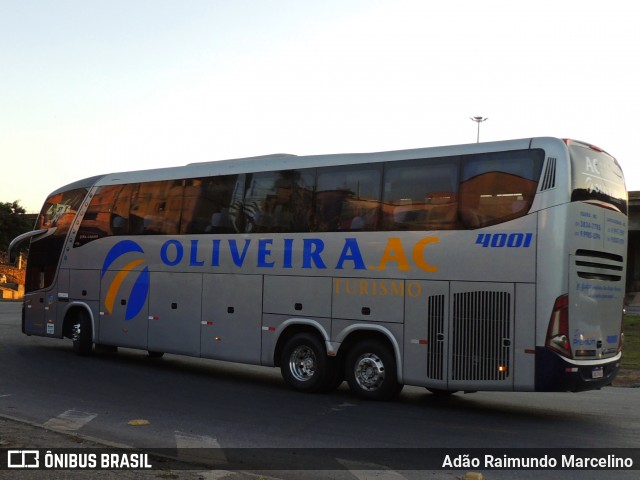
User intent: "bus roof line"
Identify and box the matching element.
[97,137,549,186]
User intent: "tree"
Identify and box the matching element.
[0,201,33,255]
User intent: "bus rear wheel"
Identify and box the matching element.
[345,339,403,401]
[281,333,329,393]
[71,310,93,356]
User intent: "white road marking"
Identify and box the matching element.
[43,409,98,431]
[175,430,227,466]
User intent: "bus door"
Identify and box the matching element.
[21,237,63,336]
[23,291,50,335]
[23,259,59,336]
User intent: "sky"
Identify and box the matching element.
[1,0,639,213]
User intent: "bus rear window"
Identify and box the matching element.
[570,142,627,214]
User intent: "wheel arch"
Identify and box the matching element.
[335,324,403,383]
[61,302,96,342]
[273,319,332,368]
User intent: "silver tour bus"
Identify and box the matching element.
[10,137,627,400]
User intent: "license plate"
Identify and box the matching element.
[592,367,604,379]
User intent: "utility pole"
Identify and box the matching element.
[470,116,488,143]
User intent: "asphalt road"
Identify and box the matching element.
[1,301,639,480]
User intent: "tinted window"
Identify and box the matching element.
[242,170,314,233]
[180,175,240,234]
[382,158,460,230]
[76,184,133,244]
[459,149,544,229]
[77,181,183,243]
[75,148,546,243]
[129,180,183,235]
[27,188,87,292]
[316,164,382,231]
[569,143,627,214]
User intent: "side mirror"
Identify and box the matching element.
[8,229,48,265]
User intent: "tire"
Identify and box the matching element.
[280,333,329,393]
[71,310,93,356]
[345,339,403,401]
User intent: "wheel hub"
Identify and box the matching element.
[354,353,385,391]
[289,345,317,382]
[72,322,81,343]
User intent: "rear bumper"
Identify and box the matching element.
[535,347,621,392]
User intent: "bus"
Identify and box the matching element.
[9,137,627,400]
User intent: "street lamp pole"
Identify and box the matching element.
[470,116,488,143]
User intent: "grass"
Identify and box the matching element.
[622,315,640,370]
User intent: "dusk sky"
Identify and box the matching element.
[2,0,638,212]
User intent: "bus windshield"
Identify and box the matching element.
[25,188,87,293]
[569,141,627,214]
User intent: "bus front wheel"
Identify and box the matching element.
[71,310,93,356]
[345,339,403,401]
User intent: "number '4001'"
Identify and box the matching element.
[475,233,533,248]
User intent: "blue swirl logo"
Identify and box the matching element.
[102,240,150,320]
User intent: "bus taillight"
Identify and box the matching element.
[546,294,572,358]
[564,138,605,152]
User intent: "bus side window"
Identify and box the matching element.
[180,176,238,234]
[315,164,382,232]
[76,184,132,244]
[241,170,313,233]
[382,157,459,231]
[459,150,543,229]
[128,180,183,235]
[243,172,283,233]
[110,184,133,235]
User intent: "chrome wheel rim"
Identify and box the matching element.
[71,322,81,343]
[289,345,317,382]
[354,353,385,391]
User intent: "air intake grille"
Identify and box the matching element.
[451,291,511,381]
[540,157,557,191]
[575,249,624,282]
[426,294,445,380]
